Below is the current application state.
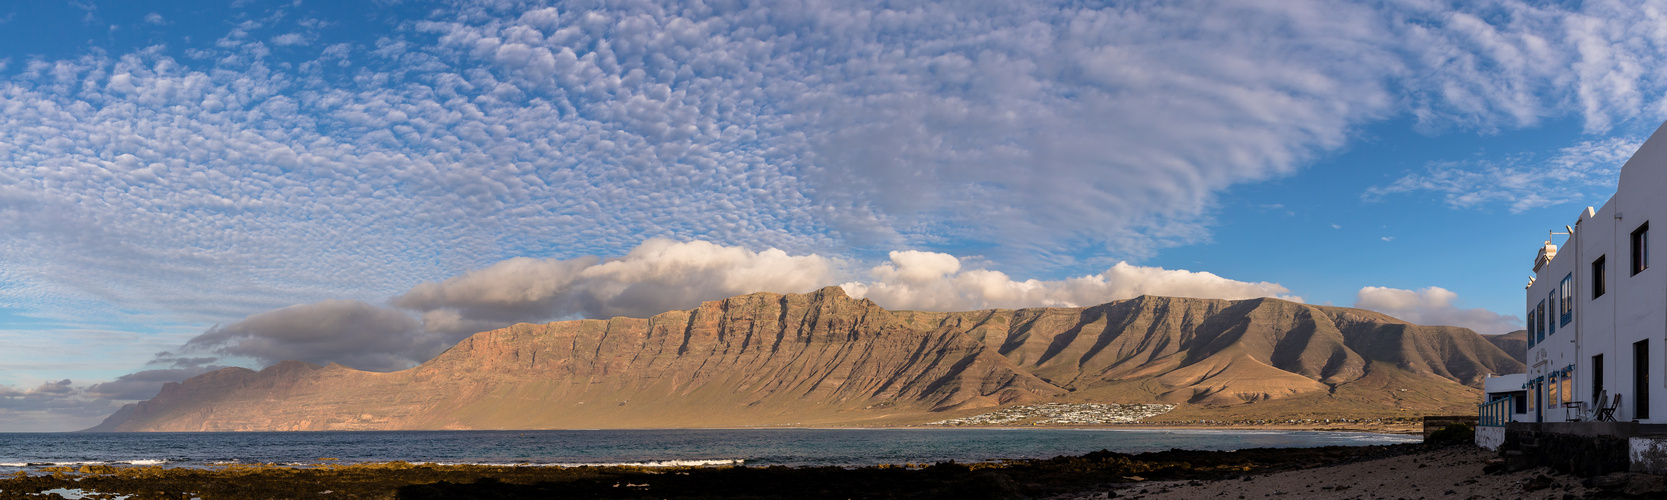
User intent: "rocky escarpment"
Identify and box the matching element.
[88,287,1058,431]
[897,296,1523,407]
[88,287,1524,431]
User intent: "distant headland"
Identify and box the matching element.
[86,286,1523,432]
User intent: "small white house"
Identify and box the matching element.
[1519,121,1667,425]
[1483,373,1528,418]
[1477,373,1527,449]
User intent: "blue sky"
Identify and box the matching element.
[1,0,1662,430]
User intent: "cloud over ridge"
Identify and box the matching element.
[393,239,841,333]
[1353,286,1522,335]
[843,251,1298,312]
[175,239,1293,373]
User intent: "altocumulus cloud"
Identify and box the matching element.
[11,0,1667,332]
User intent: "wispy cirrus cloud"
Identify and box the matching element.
[1364,137,1641,212]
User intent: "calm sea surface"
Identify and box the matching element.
[0,428,1419,473]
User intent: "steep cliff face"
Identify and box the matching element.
[90,288,1059,431]
[88,288,1524,431]
[899,296,1523,406]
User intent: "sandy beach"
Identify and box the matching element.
[1092,446,1597,500]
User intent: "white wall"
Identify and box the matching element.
[1580,198,1618,421]
[1476,426,1505,451]
[1530,119,1667,424]
[1528,234,1579,421]
[1610,119,1667,422]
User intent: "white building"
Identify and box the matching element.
[1520,122,1667,425]
[1482,373,1528,417]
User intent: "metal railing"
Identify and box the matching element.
[1479,396,1513,427]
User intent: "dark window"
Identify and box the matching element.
[1528,308,1537,347]
[1515,391,1527,414]
[1548,291,1556,335]
[1636,340,1651,420]
[1634,222,1650,275]
[1561,274,1574,326]
[1594,354,1604,406]
[1537,300,1546,343]
[1594,256,1607,299]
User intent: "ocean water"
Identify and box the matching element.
[0,428,1419,473]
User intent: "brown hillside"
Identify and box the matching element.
[897,296,1523,407]
[1482,330,1528,365]
[88,288,1058,431]
[87,288,1524,431]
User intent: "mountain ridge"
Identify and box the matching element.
[87,287,1523,431]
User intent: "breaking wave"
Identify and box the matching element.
[0,459,169,467]
[440,459,746,468]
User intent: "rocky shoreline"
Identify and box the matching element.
[14,433,1656,499]
[0,443,1439,499]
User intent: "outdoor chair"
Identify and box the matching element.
[1596,393,1621,422]
[1586,390,1608,421]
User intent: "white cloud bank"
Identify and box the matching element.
[843,251,1297,312]
[394,239,841,332]
[1353,286,1522,335]
[172,240,1294,373]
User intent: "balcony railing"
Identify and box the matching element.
[1479,396,1513,427]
